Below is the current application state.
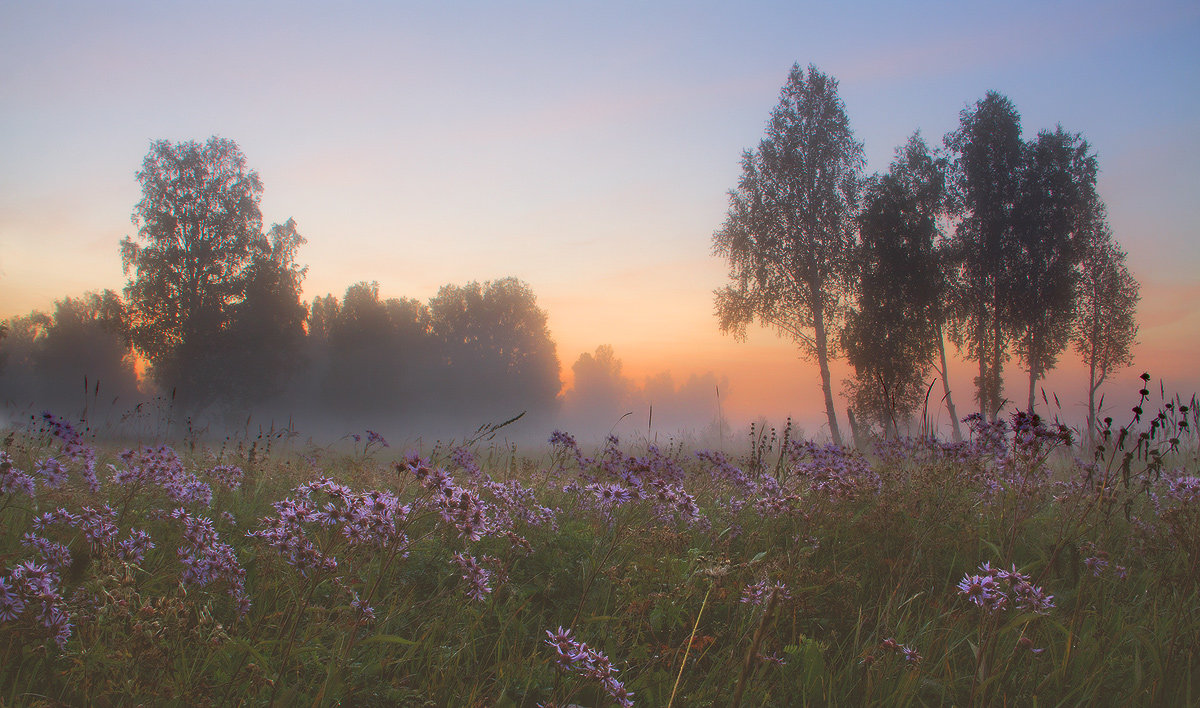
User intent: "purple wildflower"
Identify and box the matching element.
[741,579,791,606]
[544,626,633,707]
[21,534,73,572]
[117,529,155,564]
[958,562,1053,615]
[0,576,25,622]
[1,451,36,499]
[35,458,69,488]
[452,552,493,602]
[207,465,244,491]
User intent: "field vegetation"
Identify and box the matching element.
[1,378,1197,706]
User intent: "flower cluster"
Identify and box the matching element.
[741,579,791,605]
[484,479,558,529]
[451,552,493,602]
[788,441,879,500]
[695,449,779,497]
[42,412,100,493]
[956,562,1054,615]
[1080,542,1127,580]
[1,561,72,648]
[112,445,213,507]
[1,450,36,499]
[410,464,494,542]
[248,477,412,575]
[645,479,700,526]
[1165,472,1200,504]
[172,509,249,616]
[544,626,634,707]
[206,465,244,491]
[35,458,69,488]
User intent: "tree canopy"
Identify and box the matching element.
[842,133,950,437]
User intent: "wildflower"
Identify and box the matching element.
[348,590,376,625]
[957,562,1053,615]
[173,509,249,616]
[0,576,25,622]
[117,529,155,564]
[544,626,633,707]
[741,579,791,605]
[956,574,1005,612]
[1084,555,1109,576]
[77,505,120,550]
[35,458,69,488]
[879,637,922,667]
[207,465,244,491]
[452,552,493,602]
[21,534,72,572]
[0,452,36,499]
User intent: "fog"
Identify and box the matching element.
[0,289,734,451]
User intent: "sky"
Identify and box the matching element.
[1,0,1197,436]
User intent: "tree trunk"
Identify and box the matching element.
[936,325,963,442]
[1086,336,1100,448]
[992,306,1004,421]
[978,332,988,419]
[1026,330,1037,413]
[813,304,843,447]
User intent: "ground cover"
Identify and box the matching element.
[1,389,1197,706]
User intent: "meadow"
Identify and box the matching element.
[1,381,1197,706]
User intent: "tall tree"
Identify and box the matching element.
[121,137,265,406]
[1074,213,1139,445]
[944,92,1024,420]
[842,133,954,438]
[713,64,864,445]
[223,218,310,404]
[1011,127,1098,411]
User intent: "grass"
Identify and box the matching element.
[0,394,1197,706]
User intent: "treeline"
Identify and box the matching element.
[714,64,1140,445]
[0,138,570,432]
[0,138,727,438]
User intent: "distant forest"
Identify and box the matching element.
[0,138,721,439]
[0,65,1142,445]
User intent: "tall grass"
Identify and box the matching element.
[1,381,1197,706]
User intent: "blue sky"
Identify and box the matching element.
[2,0,1197,430]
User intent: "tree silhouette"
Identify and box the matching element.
[223,218,309,405]
[1074,213,1139,445]
[563,344,632,432]
[428,278,561,418]
[945,92,1025,420]
[1011,127,1098,412]
[0,291,139,416]
[121,137,265,408]
[842,134,951,438]
[0,311,50,410]
[317,282,435,419]
[713,64,864,445]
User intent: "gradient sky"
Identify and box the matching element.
[2,0,1197,434]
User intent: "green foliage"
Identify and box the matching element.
[713,63,865,446]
